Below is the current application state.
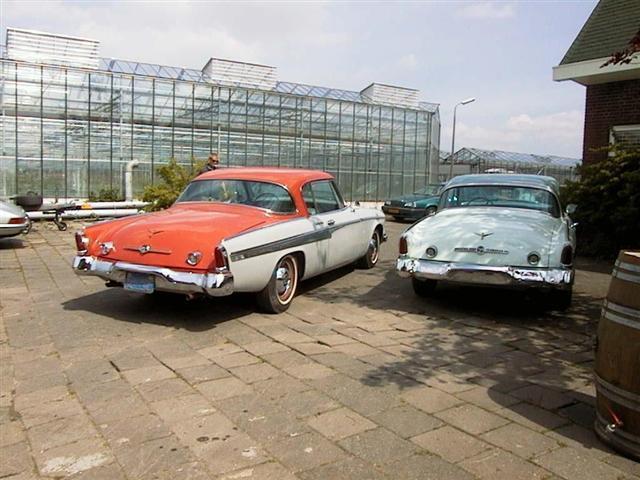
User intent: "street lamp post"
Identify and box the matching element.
[448,97,476,179]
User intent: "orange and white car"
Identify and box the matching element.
[73,168,385,313]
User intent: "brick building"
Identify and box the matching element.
[553,0,640,165]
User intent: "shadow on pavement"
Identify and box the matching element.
[62,288,255,332]
[307,258,609,456]
[0,237,27,249]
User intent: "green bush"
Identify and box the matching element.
[561,147,640,258]
[142,158,204,211]
[88,188,124,202]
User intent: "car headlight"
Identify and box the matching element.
[404,202,416,208]
[384,201,391,206]
[527,252,541,265]
[186,251,202,266]
[425,246,438,258]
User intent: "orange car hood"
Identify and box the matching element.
[87,203,288,270]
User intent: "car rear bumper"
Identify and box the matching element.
[396,256,573,289]
[382,205,422,219]
[73,255,234,296]
[0,222,28,238]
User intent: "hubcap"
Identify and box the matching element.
[275,257,296,303]
[369,233,379,263]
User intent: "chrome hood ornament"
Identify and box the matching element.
[124,244,171,255]
[474,231,493,240]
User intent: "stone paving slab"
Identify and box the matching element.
[0,221,637,479]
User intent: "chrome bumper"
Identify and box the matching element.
[73,256,234,297]
[396,256,573,289]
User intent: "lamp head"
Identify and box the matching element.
[460,97,476,105]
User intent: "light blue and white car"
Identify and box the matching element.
[396,174,577,308]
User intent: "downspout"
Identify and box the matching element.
[125,159,139,201]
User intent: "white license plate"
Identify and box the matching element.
[124,272,155,294]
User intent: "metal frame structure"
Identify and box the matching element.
[0,32,440,201]
[444,147,581,184]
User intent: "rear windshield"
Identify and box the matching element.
[439,185,560,217]
[177,179,296,213]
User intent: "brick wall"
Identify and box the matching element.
[583,78,640,165]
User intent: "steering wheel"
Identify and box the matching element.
[466,197,494,206]
[254,192,279,209]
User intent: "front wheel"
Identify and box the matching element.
[356,230,381,269]
[412,277,437,297]
[425,205,437,216]
[256,254,299,314]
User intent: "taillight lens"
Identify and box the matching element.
[561,246,573,265]
[212,246,229,271]
[8,217,26,225]
[75,231,89,254]
[399,236,408,255]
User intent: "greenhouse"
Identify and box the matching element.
[444,147,581,184]
[0,28,441,202]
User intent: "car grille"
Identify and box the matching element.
[387,200,406,207]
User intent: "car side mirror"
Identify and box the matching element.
[565,204,577,215]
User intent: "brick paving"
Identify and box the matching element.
[0,220,638,479]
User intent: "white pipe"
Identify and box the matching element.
[125,159,140,202]
[27,209,141,220]
[79,201,149,209]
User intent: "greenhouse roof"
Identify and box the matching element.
[98,57,435,108]
[446,147,581,167]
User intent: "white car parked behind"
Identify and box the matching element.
[397,174,577,309]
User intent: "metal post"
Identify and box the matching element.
[448,104,457,180]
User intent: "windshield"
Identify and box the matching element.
[439,185,560,217]
[413,184,441,196]
[177,179,296,213]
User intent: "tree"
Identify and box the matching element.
[602,29,640,67]
[142,159,204,211]
[561,147,640,258]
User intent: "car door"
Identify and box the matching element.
[303,180,363,269]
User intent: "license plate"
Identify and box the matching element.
[124,272,155,294]
[387,208,400,214]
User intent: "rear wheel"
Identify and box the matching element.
[412,277,437,297]
[356,230,381,269]
[256,254,299,314]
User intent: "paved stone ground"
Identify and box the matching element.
[1,219,638,480]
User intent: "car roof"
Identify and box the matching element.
[444,174,560,194]
[196,167,334,190]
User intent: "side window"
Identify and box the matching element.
[302,184,317,215]
[311,181,341,213]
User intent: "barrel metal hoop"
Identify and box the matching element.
[602,301,640,330]
[595,372,640,412]
[613,268,640,284]
[616,259,640,273]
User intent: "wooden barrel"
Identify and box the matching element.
[594,250,640,460]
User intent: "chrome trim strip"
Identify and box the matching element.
[230,228,331,261]
[229,215,383,262]
[595,372,640,411]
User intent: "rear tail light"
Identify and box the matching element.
[75,231,89,254]
[399,236,408,255]
[211,246,229,271]
[8,217,26,225]
[561,246,573,266]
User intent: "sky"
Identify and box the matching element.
[1,0,598,159]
